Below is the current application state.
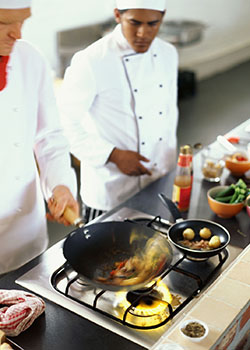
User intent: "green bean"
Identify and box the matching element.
[215,195,233,203]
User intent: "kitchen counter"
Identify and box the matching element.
[0,120,249,350]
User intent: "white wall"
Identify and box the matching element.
[22,0,250,80]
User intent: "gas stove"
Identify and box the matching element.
[16,207,229,349]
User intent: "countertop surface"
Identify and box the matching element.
[0,120,250,350]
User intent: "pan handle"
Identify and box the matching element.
[63,207,85,227]
[158,193,183,222]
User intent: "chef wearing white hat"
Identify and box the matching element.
[116,0,166,11]
[59,0,178,222]
[0,0,79,274]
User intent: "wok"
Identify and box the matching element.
[62,208,173,292]
[158,193,230,259]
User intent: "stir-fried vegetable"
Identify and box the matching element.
[96,233,170,286]
[214,179,250,204]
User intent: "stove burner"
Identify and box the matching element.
[76,277,90,287]
[127,287,158,307]
[49,213,229,330]
[117,280,173,327]
[126,282,171,310]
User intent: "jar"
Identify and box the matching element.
[201,147,225,182]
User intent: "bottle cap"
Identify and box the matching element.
[180,145,192,155]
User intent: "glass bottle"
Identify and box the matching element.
[172,145,192,212]
[186,144,193,183]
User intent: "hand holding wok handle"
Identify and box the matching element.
[63,206,85,227]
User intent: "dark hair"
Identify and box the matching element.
[118,9,128,14]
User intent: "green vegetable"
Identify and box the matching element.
[215,184,235,198]
[215,195,233,203]
[213,179,249,204]
[235,178,247,190]
[234,194,245,203]
[229,189,240,203]
[239,188,246,195]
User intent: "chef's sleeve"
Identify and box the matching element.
[33,57,77,201]
[58,52,114,168]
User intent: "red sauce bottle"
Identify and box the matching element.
[172,145,192,212]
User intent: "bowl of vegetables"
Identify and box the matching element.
[225,152,250,176]
[207,179,249,218]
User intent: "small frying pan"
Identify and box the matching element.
[158,193,230,259]
[62,208,173,292]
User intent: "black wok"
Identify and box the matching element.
[62,211,173,292]
[158,193,230,259]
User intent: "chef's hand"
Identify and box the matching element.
[47,185,80,226]
[108,148,152,176]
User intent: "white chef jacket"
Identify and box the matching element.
[59,24,178,211]
[0,40,77,274]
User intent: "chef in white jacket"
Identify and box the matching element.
[59,0,178,222]
[0,0,79,274]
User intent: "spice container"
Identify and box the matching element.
[201,147,225,182]
[179,319,209,342]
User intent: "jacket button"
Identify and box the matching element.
[159,137,163,141]
[138,116,143,119]
[153,54,157,57]
[159,111,163,115]
[159,84,163,88]
[125,58,129,62]
[141,142,145,145]
[134,89,138,93]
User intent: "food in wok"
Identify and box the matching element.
[96,233,169,286]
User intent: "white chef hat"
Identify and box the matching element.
[116,0,166,11]
[0,0,31,9]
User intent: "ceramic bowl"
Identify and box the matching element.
[207,186,244,218]
[225,154,250,176]
[179,319,209,343]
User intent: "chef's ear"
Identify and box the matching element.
[114,8,122,23]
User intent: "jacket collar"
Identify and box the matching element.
[113,24,134,55]
[112,24,158,58]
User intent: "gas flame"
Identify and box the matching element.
[115,280,173,327]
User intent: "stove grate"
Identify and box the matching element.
[51,248,228,330]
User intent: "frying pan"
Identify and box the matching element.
[158,193,230,259]
[62,208,173,292]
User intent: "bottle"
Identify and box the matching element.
[186,144,193,183]
[172,145,192,212]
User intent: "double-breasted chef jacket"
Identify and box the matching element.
[0,40,77,274]
[59,24,178,211]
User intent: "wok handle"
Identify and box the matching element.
[158,193,183,222]
[63,207,85,227]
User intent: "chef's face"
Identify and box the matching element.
[0,8,31,56]
[114,8,164,53]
